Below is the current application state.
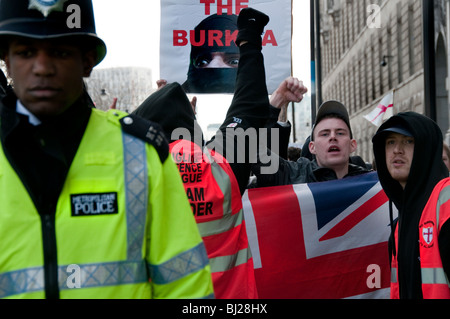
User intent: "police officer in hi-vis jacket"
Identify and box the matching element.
[0,0,213,299]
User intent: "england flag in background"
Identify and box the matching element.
[364,91,394,127]
[243,172,395,299]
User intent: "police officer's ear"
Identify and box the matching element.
[82,49,97,77]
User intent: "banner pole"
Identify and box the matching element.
[291,0,297,142]
[423,0,436,120]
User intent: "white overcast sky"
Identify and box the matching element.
[93,0,161,73]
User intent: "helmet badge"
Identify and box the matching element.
[28,0,69,17]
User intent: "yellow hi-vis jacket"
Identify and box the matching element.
[0,109,213,299]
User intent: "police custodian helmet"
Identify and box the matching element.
[0,0,106,65]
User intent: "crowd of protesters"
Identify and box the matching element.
[1,0,450,300]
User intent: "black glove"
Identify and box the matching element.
[235,8,270,48]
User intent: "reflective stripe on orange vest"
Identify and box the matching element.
[418,178,450,299]
[391,178,450,299]
[169,140,257,299]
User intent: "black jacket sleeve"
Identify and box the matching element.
[206,43,271,195]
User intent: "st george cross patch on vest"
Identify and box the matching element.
[419,220,435,248]
[71,193,118,217]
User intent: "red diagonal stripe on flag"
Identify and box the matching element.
[247,185,305,265]
[319,190,389,241]
[370,103,393,122]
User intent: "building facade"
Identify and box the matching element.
[316,0,449,163]
[85,67,154,112]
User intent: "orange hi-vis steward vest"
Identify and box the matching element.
[391,178,450,299]
[170,139,258,299]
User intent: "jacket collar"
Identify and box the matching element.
[312,161,369,181]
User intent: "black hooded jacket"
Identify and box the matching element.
[133,82,203,146]
[372,112,449,299]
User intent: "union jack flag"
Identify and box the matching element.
[242,172,395,299]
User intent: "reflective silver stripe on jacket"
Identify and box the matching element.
[123,133,148,261]
[197,209,244,237]
[391,267,397,284]
[421,268,450,287]
[148,243,209,285]
[197,208,252,274]
[419,185,450,288]
[205,147,233,216]
[436,185,450,232]
[209,248,252,273]
[59,261,148,290]
[0,267,44,297]
[0,260,149,297]
[202,148,252,273]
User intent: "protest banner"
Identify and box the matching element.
[160,0,292,94]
